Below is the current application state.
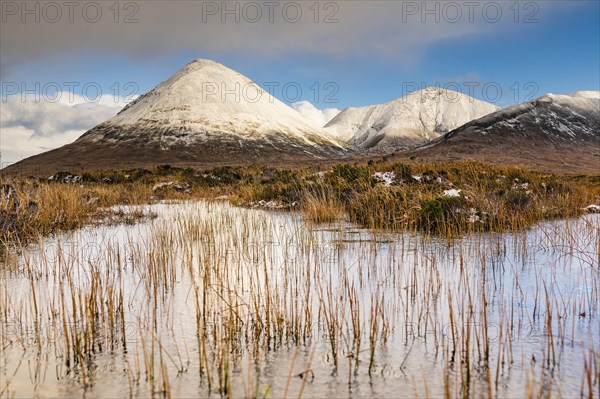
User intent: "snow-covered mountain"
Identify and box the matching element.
[78,59,350,157]
[8,60,351,173]
[324,87,499,153]
[406,91,600,173]
[80,59,345,150]
[440,91,599,142]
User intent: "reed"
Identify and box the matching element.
[0,171,597,398]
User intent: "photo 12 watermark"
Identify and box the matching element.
[199,1,339,24]
[201,81,339,104]
[398,1,540,24]
[1,1,140,23]
[1,81,140,103]
[0,80,339,104]
[402,81,540,104]
[3,321,142,347]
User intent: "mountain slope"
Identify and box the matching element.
[403,92,600,173]
[325,87,499,153]
[5,60,351,175]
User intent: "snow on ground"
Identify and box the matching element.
[373,171,395,186]
[443,189,462,197]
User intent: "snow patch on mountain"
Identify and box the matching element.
[568,91,600,100]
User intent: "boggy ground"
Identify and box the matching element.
[0,161,598,398]
[1,198,598,398]
[1,160,599,244]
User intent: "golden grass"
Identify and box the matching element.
[237,161,600,237]
[300,189,344,224]
[0,181,156,243]
[1,160,598,244]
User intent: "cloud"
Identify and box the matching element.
[0,93,131,164]
[0,126,83,167]
[291,101,340,128]
[1,1,578,75]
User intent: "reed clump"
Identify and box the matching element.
[0,181,157,243]
[300,188,344,224]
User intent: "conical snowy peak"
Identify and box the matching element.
[9,60,352,173]
[82,59,344,150]
[325,87,499,153]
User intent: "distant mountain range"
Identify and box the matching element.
[4,60,599,175]
[325,87,499,153]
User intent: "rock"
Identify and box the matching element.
[583,204,600,213]
[48,172,82,184]
[152,181,192,194]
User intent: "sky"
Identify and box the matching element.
[1,0,599,165]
